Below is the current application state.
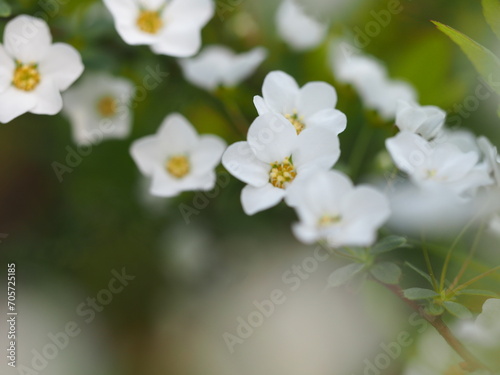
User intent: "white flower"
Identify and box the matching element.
[331,43,417,120]
[62,73,135,145]
[222,113,341,215]
[287,170,390,247]
[478,136,500,185]
[395,100,446,140]
[0,15,84,124]
[386,131,493,197]
[103,0,214,57]
[276,0,328,51]
[254,70,347,135]
[179,45,267,91]
[130,113,226,197]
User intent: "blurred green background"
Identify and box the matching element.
[0,0,499,374]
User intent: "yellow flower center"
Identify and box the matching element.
[166,156,190,178]
[318,214,342,227]
[285,112,305,134]
[269,157,297,189]
[97,96,118,117]
[136,10,163,34]
[12,63,41,91]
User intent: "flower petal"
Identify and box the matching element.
[190,135,226,176]
[222,141,270,187]
[130,136,162,176]
[292,223,319,244]
[30,78,63,115]
[241,183,285,215]
[164,0,214,28]
[306,108,346,134]
[157,113,199,153]
[39,43,84,91]
[261,70,300,114]
[253,95,270,115]
[223,47,267,87]
[297,81,337,118]
[0,45,14,93]
[151,24,203,57]
[247,113,297,163]
[0,86,37,123]
[4,15,52,62]
[293,127,340,170]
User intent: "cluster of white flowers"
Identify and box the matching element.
[223,70,390,247]
[331,42,417,120]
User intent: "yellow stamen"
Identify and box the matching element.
[97,96,117,117]
[269,157,297,189]
[166,155,190,178]
[136,10,163,34]
[285,111,305,134]
[12,63,40,92]
[318,214,342,227]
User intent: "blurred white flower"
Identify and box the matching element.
[386,131,493,197]
[222,113,341,215]
[130,113,226,197]
[254,70,346,135]
[62,73,135,145]
[288,170,390,247]
[478,136,500,185]
[276,0,328,51]
[179,45,267,91]
[0,15,84,123]
[395,100,446,140]
[103,0,214,57]
[331,43,417,120]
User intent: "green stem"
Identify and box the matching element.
[448,220,486,292]
[453,266,500,293]
[421,232,438,291]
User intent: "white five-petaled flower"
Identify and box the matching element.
[254,71,347,135]
[0,15,84,124]
[395,100,446,140]
[103,0,214,57]
[331,42,417,120]
[178,45,267,91]
[222,112,341,215]
[288,170,390,247]
[62,73,135,145]
[386,131,493,197]
[130,113,226,197]
[276,0,328,51]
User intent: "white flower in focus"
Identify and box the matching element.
[386,131,493,197]
[331,43,417,120]
[62,73,135,145]
[254,70,347,135]
[179,45,267,91]
[130,113,226,197]
[103,0,214,57]
[276,0,328,51]
[288,170,390,247]
[0,15,84,123]
[395,100,446,140]
[222,113,341,215]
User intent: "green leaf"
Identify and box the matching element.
[371,236,409,255]
[432,21,500,96]
[483,0,500,41]
[327,263,365,288]
[404,288,439,300]
[0,0,11,17]
[456,289,499,298]
[405,262,434,286]
[444,301,473,319]
[370,262,402,285]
